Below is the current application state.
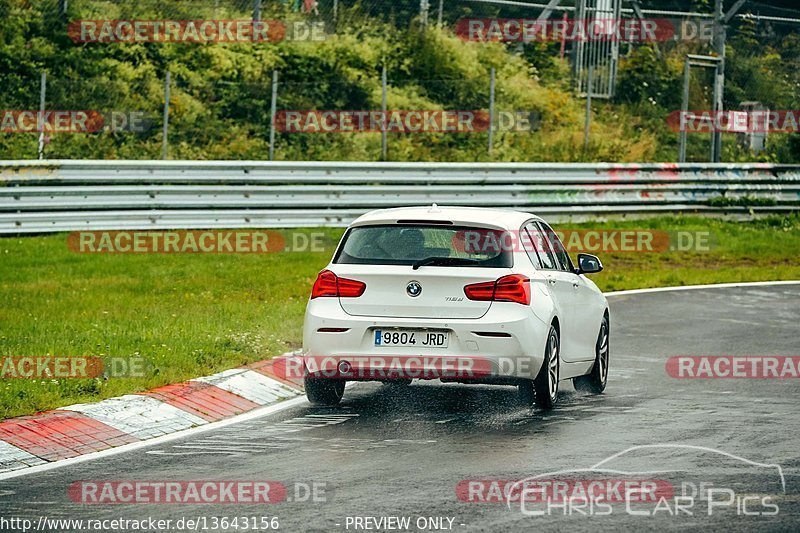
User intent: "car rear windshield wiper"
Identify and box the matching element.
[411,256,483,270]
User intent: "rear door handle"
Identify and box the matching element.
[572,282,579,289]
[547,278,557,285]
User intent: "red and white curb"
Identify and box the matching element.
[0,355,303,474]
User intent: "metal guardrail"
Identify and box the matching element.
[1,160,798,233]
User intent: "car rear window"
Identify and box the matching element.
[333,224,513,268]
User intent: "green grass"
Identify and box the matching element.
[1,215,799,419]
[562,214,800,291]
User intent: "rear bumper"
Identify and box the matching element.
[300,298,549,381]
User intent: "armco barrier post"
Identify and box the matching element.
[162,70,170,160]
[679,59,690,163]
[37,71,46,160]
[269,70,279,161]
[584,65,593,152]
[488,67,495,157]
[381,64,388,161]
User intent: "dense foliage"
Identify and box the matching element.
[0,0,797,162]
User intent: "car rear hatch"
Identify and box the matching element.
[330,222,514,319]
[332,265,507,319]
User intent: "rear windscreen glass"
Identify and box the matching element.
[333,225,513,268]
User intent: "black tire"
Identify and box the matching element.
[574,315,609,394]
[305,378,345,406]
[533,325,560,410]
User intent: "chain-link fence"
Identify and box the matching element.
[1,0,798,162]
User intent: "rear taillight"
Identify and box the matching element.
[462,279,495,301]
[464,274,530,305]
[337,276,367,297]
[495,274,531,304]
[311,269,366,299]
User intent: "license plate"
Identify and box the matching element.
[374,329,449,348]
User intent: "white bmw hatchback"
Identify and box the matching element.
[301,206,610,409]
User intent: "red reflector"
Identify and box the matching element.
[464,274,530,305]
[311,270,366,299]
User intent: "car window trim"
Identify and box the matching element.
[539,221,575,273]
[531,221,559,271]
[521,222,542,269]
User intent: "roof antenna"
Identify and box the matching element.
[429,203,440,213]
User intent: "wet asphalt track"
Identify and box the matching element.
[1,284,799,532]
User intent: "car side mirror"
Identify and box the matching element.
[577,253,603,274]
